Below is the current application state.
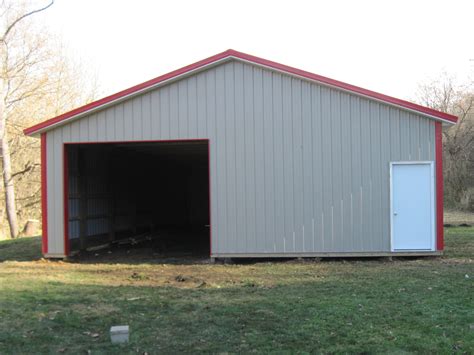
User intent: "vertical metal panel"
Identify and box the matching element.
[46,130,55,252]
[123,100,133,141]
[321,86,332,250]
[419,113,428,160]
[160,87,170,139]
[187,77,198,138]
[79,116,88,142]
[234,62,246,252]
[410,114,420,160]
[225,62,237,251]
[54,130,64,254]
[67,120,76,142]
[253,67,265,252]
[205,68,218,252]
[331,89,343,250]
[142,93,152,140]
[105,105,116,141]
[370,102,382,250]
[169,83,179,138]
[114,104,124,141]
[132,96,142,140]
[349,96,362,251]
[389,108,400,160]
[45,60,438,256]
[359,99,371,250]
[46,129,65,254]
[400,111,411,160]
[196,74,207,138]
[292,79,304,252]
[242,64,255,252]
[301,81,312,252]
[150,90,160,139]
[282,75,294,251]
[341,92,352,251]
[311,85,323,251]
[263,71,276,252]
[429,122,435,160]
[214,65,227,252]
[88,114,98,141]
[178,80,188,137]
[97,111,106,139]
[380,105,391,250]
[272,72,284,252]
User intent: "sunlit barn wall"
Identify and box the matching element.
[44,60,436,256]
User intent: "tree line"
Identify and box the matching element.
[416,74,474,211]
[0,0,96,238]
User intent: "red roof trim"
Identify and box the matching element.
[24,49,457,135]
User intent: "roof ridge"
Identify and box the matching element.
[24,49,457,136]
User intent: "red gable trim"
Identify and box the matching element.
[24,49,457,136]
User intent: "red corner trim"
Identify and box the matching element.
[41,133,48,255]
[435,122,444,250]
[63,144,70,256]
[24,49,457,136]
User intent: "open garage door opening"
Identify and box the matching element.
[65,140,210,259]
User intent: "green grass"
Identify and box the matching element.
[0,230,473,354]
[0,235,42,262]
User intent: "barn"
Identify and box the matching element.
[24,49,458,259]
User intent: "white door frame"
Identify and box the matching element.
[389,161,435,252]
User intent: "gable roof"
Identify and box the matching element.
[24,49,457,136]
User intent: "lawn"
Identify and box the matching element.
[0,229,473,354]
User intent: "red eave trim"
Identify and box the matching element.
[41,133,48,255]
[24,49,458,136]
[24,50,234,136]
[435,122,444,250]
[235,50,458,123]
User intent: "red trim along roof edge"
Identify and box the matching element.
[24,49,458,136]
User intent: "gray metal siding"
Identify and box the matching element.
[45,60,436,256]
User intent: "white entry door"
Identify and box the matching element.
[391,162,435,251]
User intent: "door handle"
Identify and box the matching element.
[393,212,398,216]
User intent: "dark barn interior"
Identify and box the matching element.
[65,141,210,257]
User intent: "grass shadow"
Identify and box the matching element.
[0,236,43,262]
[67,243,213,265]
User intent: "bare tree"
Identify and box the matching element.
[416,73,474,209]
[0,0,55,238]
[0,1,98,238]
